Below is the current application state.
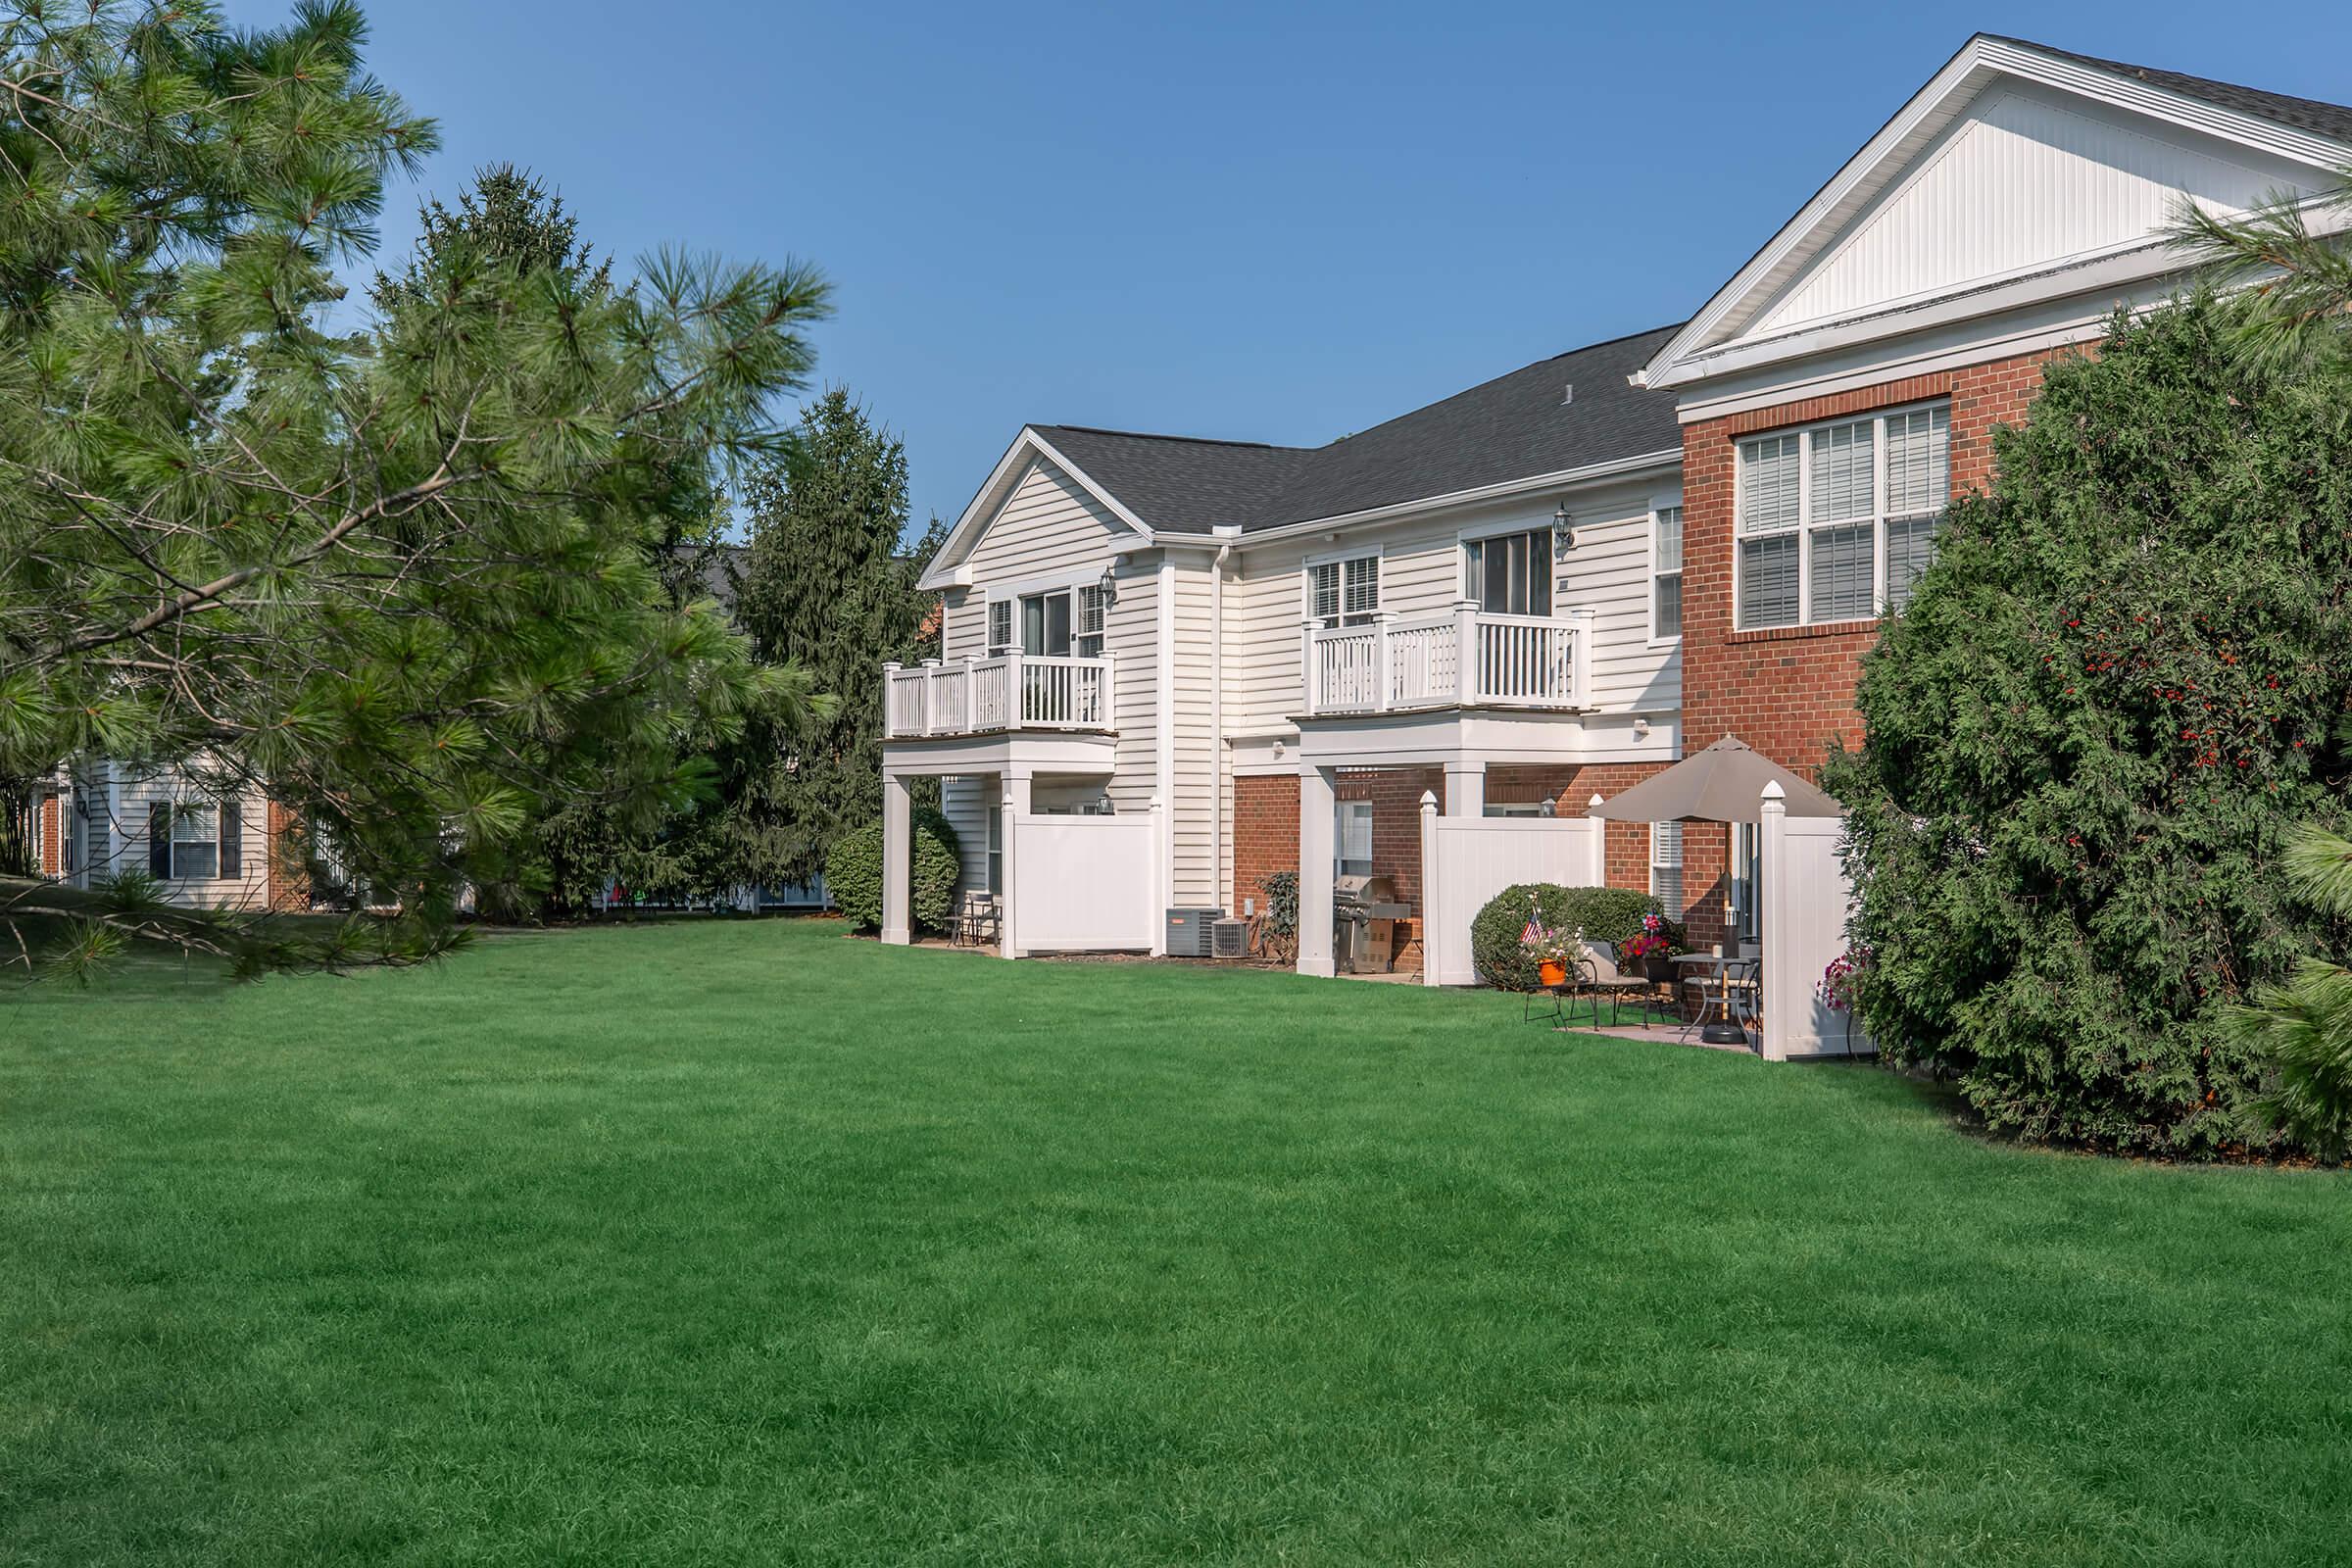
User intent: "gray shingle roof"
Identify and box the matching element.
[1987,36,2352,145]
[1031,323,1684,535]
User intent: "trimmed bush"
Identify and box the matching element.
[825,808,961,933]
[1471,883,1665,991]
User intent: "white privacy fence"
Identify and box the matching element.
[1756,787,1872,1060]
[1305,604,1592,716]
[884,654,1115,738]
[1417,801,1605,987]
[1007,808,1157,955]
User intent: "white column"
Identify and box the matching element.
[1446,760,1486,817]
[881,662,902,738]
[1372,610,1396,711]
[1297,765,1336,977]
[919,659,942,736]
[1588,793,1608,887]
[1418,789,1442,988]
[1149,794,1168,956]
[881,771,911,946]
[999,769,1031,960]
[1758,780,1788,1061]
[1453,598,1481,705]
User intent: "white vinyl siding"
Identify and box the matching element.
[1736,404,1948,629]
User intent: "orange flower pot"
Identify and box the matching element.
[1538,959,1569,988]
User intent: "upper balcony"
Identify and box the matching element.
[1302,603,1592,718]
[883,653,1115,740]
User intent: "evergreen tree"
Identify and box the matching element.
[0,1,827,974]
[1822,299,2352,1157]
[729,392,941,886]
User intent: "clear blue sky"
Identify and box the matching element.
[233,0,2351,536]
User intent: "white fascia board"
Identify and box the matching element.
[1639,33,2352,393]
[1230,449,1683,553]
[916,427,1157,591]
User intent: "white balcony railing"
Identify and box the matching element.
[883,653,1115,739]
[1303,602,1592,716]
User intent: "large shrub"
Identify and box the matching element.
[1822,300,2352,1157]
[1471,884,1665,991]
[825,808,960,933]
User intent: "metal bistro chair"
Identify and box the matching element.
[1580,941,1656,1029]
[950,891,1002,949]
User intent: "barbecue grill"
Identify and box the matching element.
[1333,873,1411,973]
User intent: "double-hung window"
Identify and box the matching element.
[1336,800,1374,877]
[153,800,238,881]
[987,599,1012,652]
[985,805,1003,893]
[1736,403,1949,628]
[1651,506,1683,641]
[1649,821,1684,916]
[1462,528,1552,617]
[1307,554,1379,627]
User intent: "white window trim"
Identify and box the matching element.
[170,801,220,882]
[1648,820,1684,914]
[1647,492,1685,648]
[981,566,1114,655]
[1299,547,1383,626]
[1732,399,1948,632]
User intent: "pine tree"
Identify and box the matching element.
[728,392,941,886]
[0,1,828,975]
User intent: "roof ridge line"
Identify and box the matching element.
[1035,423,1308,452]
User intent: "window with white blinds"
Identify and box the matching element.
[1649,821,1684,916]
[1652,506,1683,641]
[1075,583,1106,657]
[1736,403,1950,628]
[1336,800,1374,876]
[1307,553,1379,626]
[987,599,1011,651]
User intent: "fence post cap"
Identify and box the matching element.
[1761,780,1786,800]
[1588,793,1605,808]
[1419,790,1438,810]
[882,661,903,672]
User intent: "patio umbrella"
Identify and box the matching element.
[1587,735,1842,825]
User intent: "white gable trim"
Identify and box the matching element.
[918,427,1154,591]
[1639,33,2352,393]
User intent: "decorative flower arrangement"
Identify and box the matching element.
[1821,944,1871,1011]
[1519,897,1584,967]
[1620,910,1683,964]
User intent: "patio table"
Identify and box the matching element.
[1671,953,1753,1033]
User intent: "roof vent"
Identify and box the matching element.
[1561,382,1575,406]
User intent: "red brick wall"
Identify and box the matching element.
[266,801,310,912]
[1334,766,1445,906]
[1674,347,2067,945]
[38,792,60,876]
[1233,773,1298,918]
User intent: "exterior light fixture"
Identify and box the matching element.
[1097,564,1118,607]
[1552,500,1576,558]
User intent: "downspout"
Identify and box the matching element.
[1211,542,1231,910]
[1156,554,1177,913]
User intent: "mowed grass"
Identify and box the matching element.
[3,921,2348,1566]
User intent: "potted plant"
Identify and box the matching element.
[1521,907,1585,989]
[1620,910,1685,983]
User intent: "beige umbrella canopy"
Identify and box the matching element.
[1589,736,1843,824]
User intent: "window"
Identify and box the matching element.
[1736,404,1950,628]
[987,599,1012,651]
[1019,590,1072,656]
[1484,802,1545,818]
[1649,821,1684,916]
[1462,529,1552,617]
[1307,554,1379,627]
[1336,800,1373,877]
[985,806,1003,893]
[1075,583,1107,658]
[166,803,219,880]
[1729,822,1760,942]
[1652,506,1683,640]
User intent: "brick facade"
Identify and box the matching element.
[266,800,310,912]
[38,791,60,876]
[1673,346,2066,944]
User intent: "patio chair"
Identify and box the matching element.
[949,891,1001,949]
[1580,941,1656,1029]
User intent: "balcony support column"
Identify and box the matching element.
[1297,764,1337,977]
[881,770,912,946]
[1452,598,1481,706]
[1445,760,1486,818]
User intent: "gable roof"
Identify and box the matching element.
[1020,324,1683,540]
[1641,33,2352,391]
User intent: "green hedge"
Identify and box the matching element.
[826,808,961,933]
[1470,884,1666,991]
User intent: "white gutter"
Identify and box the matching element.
[1209,537,1234,909]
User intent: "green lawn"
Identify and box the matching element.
[3,921,2347,1565]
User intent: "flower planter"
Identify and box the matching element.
[1538,959,1569,989]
